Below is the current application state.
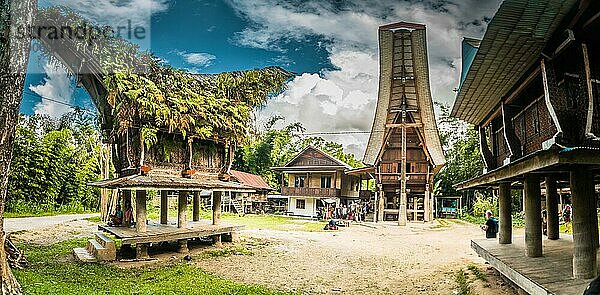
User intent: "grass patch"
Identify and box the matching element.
[454,269,472,295]
[200,247,253,258]
[5,210,98,219]
[85,216,102,223]
[467,263,487,282]
[14,239,290,295]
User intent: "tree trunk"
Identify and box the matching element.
[0,1,37,293]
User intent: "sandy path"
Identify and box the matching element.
[196,220,518,294]
[5,214,98,233]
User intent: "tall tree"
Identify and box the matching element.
[0,0,37,293]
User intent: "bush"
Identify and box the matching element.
[472,192,497,218]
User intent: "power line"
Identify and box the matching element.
[22,90,96,114]
[297,131,383,136]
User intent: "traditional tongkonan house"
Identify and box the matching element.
[348,22,446,225]
[272,146,363,218]
[452,0,600,292]
[34,8,291,261]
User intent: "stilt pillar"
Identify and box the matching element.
[524,175,542,257]
[212,191,222,225]
[571,169,597,279]
[377,193,384,222]
[178,191,188,228]
[498,183,512,244]
[160,190,168,225]
[545,177,559,240]
[193,191,200,222]
[135,190,147,233]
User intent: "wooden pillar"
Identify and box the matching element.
[135,190,147,233]
[524,175,542,257]
[122,190,132,211]
[378,192,385,222]
[160,190,168,225]
[498,183,512,244]
[545,177,559,240]
[398,106,408,226]
[178,191,188,228]
[571,170,597,279]
[212,191,222,246]
[193,191,200,222]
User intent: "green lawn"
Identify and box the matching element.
[14,238,290,295]
[145,200,325,232]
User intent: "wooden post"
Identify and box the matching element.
[545,177,559,240]
[378,191,385,222]
[123,190,132,212]
[398,103,408,226]
[160,190,168,225]
[193,191,200,222]
[135,190,147,233]
[571,170,598,279]
[524,175,542,257]
[498,183,512,244]
[212,191,222,246]
[178,191,188,228]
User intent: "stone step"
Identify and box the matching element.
[94,232,116,252]
[73,247,97,263]
[87,239,116,261]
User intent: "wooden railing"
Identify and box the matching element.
[282,187,341,197]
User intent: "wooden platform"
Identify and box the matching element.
[99,220,243,245]
[472,235,597,295]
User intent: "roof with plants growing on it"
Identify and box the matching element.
[35,7,293,149]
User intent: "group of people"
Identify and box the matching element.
[108,204,134,227]
[318,201,371,222]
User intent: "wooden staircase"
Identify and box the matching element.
[73,232,117,262]
[230,199,244,215]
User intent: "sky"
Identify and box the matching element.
[22,0,502,157]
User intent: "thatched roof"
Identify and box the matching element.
[363,22,445,172]
[451,0,578,124]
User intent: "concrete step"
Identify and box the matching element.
[94,232,116,252]
[73,247,97,263]
[87,239,116,261]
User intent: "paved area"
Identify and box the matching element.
[5,214,98,233]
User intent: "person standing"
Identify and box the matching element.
[481,210,498,238]
[563,203,572,233]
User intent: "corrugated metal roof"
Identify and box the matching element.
[451,0,578,124]
[88,174,255,191]
[230,170,273,191]
[363,22,446,171]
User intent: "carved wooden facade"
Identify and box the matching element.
[272,146,363,218]
[358,22,446,224]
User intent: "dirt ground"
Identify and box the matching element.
[13,218,520,294]
[195,220,519,295]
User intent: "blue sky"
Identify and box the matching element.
[23,0,501,156]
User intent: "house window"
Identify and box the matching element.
[321,176,332,188]
[295,176,305,188]
[296,199,306,209]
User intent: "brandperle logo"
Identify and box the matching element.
[13,20,148,44]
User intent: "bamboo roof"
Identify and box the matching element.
[451,0,578,125]
[363,22,446,171]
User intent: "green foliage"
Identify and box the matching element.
[472,192,498,218]
[38,7,292,146]
[15,239,289,295]
[454,269,472,295]
[233,117,362,191]
[6,113,102,214]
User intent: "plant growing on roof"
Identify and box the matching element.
[36,7,293,150]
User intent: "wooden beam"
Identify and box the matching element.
[582,43,595,136]
[193,191,200,222]
[545,177,559,240]
[160,190,168,225]
[385,123,423,128]
[478,125,495,171]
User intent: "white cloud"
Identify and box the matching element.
[177,51,217,67]
[29,62,75,117]
[232,0,501,157]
